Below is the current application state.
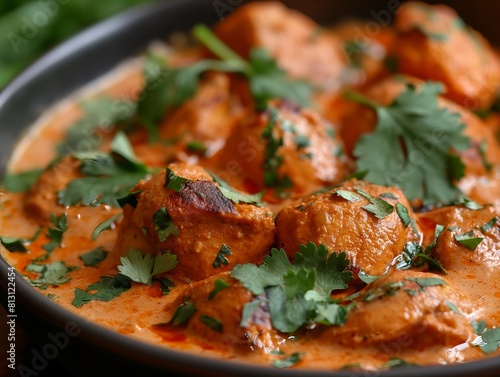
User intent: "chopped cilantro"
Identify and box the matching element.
[157,277,175,295]
[271,352,302,369]
[454,231,484,250]
[117,248,178,285]
[355,189,394,219]
[358,269,385,284]
[362,281,405,302]
[152,207,179,242]
[0,237,28,252]
[481,217,498,233]
[209,279,230,300]
[199,315,223,332]
[334,190,361,202]
[2,168,43,193]
[193,24,313,110]
[213,244,232,268]
[208,170,264,206]
[396,202,413,228]
[72,274,131,307]
[231,242,352,333]
[395,224,446,273]
[42,214,68,253]
[79,247,108,267]
[26,261,75,290]
[345,82,471,206]
[383,357,417,369]
[165,167,189,191]
[59,132,150,207]
[406,277,447,287]
[471,320,500,354]
[445,301,462,315]
[454,195,484,210]
[380,192,398,200]
[186,140,208,155]
[91,213,122,240]
[170,300,197,326]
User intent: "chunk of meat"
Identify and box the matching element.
[394,2,500,109]
[171,272,282,353]
[214,1,346,90]
[322,271,474,348]
[112,162,275,282]
[417,205,500,272]
[214,99,352,203]
[154,72,247,163]
[274,179,420,277]
[24,156,81,224]
[339,75,500,204]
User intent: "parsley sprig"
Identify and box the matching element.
[345,81,471,206]
[231,242,353,333]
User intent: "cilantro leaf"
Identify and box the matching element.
[79,247,108,267]
[271,352,302,369]
[193,24,313,109]
[117,248,178,285]
[231,243,353,333]
[91,213,122,240]
[406,277,447,287]
[2,168,43,193]
[58,132,149,207]
[395,224,447,273]
[213,244,232,268]
[152,207,179,242]
[345,82,471,206]
[72,274,131,308]
[42,214,68,253]
[454,231,484,250]
[334,190,362,202]
[26,261,75,289]
[199,315,223,332]
[170,300,197,326]
[471,321,500,354]
[165,167,189,191]
[481,217,498,233]
[355,189,394,219]
[208,170,264,206]
[0,237,28,252]
[208,279,230,300]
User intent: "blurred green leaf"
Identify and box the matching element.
[0,0,154,89]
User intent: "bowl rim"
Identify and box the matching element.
[1,1,500,376]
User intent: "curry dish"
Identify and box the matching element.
[1,1,500,372]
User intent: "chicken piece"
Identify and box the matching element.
[112,162,275,282]
[331,20,395,88]
[322,270,474,347]
[417,205,500,272]
[171,272,282,353]
[153,71,246,163]
[214,1,346,90]
[274,179,419,277]
[24,156,81,224]
[339,75,500,184]
[394,2,500,109]
[215,99,351,203]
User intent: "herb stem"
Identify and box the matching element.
[192,24,250,73]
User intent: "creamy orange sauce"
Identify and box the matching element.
[1,1,500,372]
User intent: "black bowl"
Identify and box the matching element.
[1,1,500,376]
